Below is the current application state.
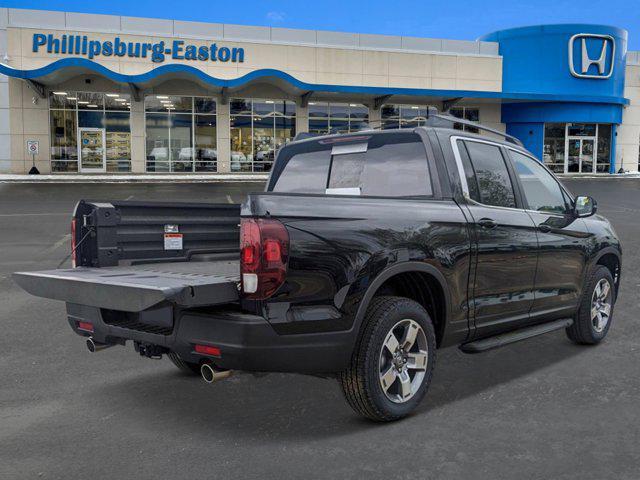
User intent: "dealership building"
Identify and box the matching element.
[0,8,638,175]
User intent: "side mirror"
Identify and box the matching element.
[574,195,597,218]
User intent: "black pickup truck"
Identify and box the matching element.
[14,115,621,421]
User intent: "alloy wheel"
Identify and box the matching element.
[591,278,612,333]
[378,319,428,403]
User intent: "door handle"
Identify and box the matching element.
[538,224,552,233]
[478,218,497,229]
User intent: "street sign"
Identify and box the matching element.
[27,140,39,156]
[26,140,40,174]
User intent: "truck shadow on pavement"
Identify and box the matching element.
[92,331,583,441]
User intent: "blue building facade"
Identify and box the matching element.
[481,24,629,174]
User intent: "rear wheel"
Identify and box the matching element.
[167,352,201,375]
[339,296,436,422]
[566,265,615,345]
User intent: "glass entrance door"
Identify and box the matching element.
[565,137,596,173]
[78,128,106,172]
[580,139,595,173]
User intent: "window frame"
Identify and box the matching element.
[143,95,217,173]
[505,147,575,216]
[307,102,370,134]
[49,90,133,173]
[448,107,481,133]
[229,97,296,172]
[450,135,524,211]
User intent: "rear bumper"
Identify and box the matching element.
[66,303,353,373]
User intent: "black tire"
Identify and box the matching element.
[339,296,436,422]
[566,265,616,345]
[167,352,201,375]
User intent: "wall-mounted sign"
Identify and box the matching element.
[32,33,245,64]
[568,34,615,79]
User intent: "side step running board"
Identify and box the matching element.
[460,318,573,354]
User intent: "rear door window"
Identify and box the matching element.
[272,132,432,197]
[458,140,516,208]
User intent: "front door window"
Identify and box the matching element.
[79,128,106,172]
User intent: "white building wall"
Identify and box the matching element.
[618,57,640,173]
[0,8,10,172]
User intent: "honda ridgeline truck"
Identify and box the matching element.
[14,114,622,421]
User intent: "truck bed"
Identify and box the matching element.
[13,259,240,312]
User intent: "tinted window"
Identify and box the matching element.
[510,150,568,214]
[359,136,431,196]
[271,133,432,197]
[462,141,516,208]
[272,148,331,193]
[456,140,480,202]
[325,135,431,196]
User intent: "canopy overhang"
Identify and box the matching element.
[0,58,629,107]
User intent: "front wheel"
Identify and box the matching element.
[339,296,436,422]
[566,265,616,345]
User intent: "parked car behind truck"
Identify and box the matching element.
[15,113,621,421]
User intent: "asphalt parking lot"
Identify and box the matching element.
[1,178,639,479]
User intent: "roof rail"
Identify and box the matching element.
[293,132,321,141]
[427,113,523,147]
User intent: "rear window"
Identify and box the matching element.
[270,132,432,197]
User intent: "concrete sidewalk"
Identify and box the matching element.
[0,173,270,183]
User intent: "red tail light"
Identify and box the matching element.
[71,218,77,268]
[77,321,93,333]
[240,218,289,300]
[194,344,221,357]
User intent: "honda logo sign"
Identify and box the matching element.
[569,34,615,79]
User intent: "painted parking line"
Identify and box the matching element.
[42,234,71,255]
[0,213,69,217]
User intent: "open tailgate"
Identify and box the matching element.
[13,260,240,312]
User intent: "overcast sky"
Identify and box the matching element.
[3,0,640,49]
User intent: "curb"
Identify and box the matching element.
[0,174,270,184]
[558,174,640,179]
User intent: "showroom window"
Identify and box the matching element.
[542,123,566,173]
[596,124,612,173]
[49,91,132,172]
[145,96,217,172]
[448,107,480,133]
[381,104,434,129]
[308,102,369,135]
[229,98,296,172]
[543,123,612,174]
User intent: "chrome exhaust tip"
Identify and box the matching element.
[200,363,232,383]
[86,337,113,353]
